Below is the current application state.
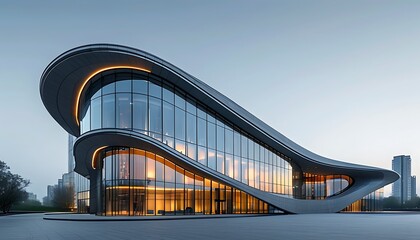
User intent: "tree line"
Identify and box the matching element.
[383,196,420,210]
[0,161,29,213]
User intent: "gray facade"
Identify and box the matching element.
[392,155,412,204]
[411,176,416,199]
[40,44,398,214]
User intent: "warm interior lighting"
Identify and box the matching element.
[92,146,109,169]
[75,66,151,126]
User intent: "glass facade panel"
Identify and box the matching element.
[102,94,115,128]
[133,79,148,95]
[149,81,162,99]
[116,79,131,93]
[116,93,131,129]
[149,97,162,136]
[163,102,174,137]
[133,94,148,132]
[81,70,353,206]
[175,107,185,141]
[197,118,206,147]
[186,113,196,144]
[101,147,277,216]
[91,97,101,130]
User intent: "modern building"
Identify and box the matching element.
[43,184,56,206]
[27,192,38,201]
[68,135,90,212]
[40,44,398,215]
[411,176,416,199]
[392,155,412,204]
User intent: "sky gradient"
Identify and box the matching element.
[1,1,419,199]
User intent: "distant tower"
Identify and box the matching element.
[411,176,416,199]
[392,155,412,204]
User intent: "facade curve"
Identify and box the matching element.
[40,44,398,215]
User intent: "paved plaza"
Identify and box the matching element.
[1,212,420,239]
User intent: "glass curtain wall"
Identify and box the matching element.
[342,188,384,212]
[302,173,352,200]
[100,147,275,216]
[80,70,295,197]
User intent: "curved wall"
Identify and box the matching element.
[40,44,399,214]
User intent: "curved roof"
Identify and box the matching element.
[40,44,399,213]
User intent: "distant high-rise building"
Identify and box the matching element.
[411,176,416,199]
[392,155,412,204]
[27,192,38,201]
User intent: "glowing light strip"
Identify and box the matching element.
[91,146,109,169]
[75,66,151,126]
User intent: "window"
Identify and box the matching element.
[163,102,174,137]
[116,93,132,129]
[91,97,102,130]
[102,94,115,128]
[133,94,148,132]
[149,97,162,134]
[175,107,185,140]
[186,113,196,143]
[133,79,148,95]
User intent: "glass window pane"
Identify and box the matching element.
[175,92,185,110]
[197,104,206,119]
[207,112,215,123]
[225,129,233,154]
[208,149,216,170]
[165,159,175,183]
[217,125,224,152]
[133,94,148,132]
[102,94,115,128]
[149,97,162,134]
[149,81,161,98]
[163,86,174,104]
[234,156,241,181]
[198,146,207,166]
[217,152,224,174]
[133,149,145,180]
[133,79,148,95]
[116,79,131,92]
[163,102,174,137]
[186,113,196,144]
[81,101,91,133]
[226,154,234,178]
[242,158,248,184]
[156,155,164,182]
[207,122,216,149]
[91,97,102,130]
[175,107,185,140]
[249,140,254,160]
[175,140,185,155]
[187,143,196,161]
[116,93,132,129]
[241,135,248,158]
[234,131,240,156]
[186,98,196,115]
[197,118,206,147]
[163,136,174,148]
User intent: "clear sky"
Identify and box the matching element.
[1,1,419,200]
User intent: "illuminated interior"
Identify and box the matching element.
[100,147,279,216]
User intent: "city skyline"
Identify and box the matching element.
[1,1,420,199]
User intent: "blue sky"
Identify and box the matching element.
[1,1,419,199]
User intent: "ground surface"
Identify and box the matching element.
[1,212,419,239]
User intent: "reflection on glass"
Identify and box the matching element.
[81,71,327,200]
[101,147,275,216]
